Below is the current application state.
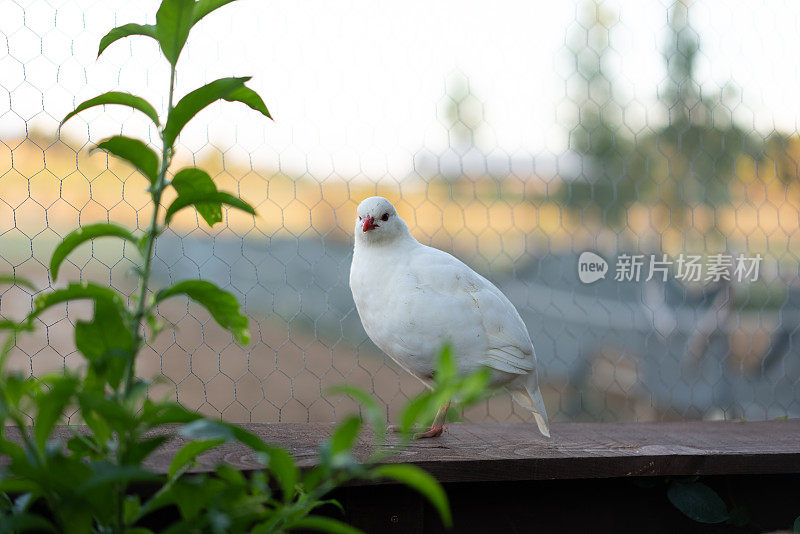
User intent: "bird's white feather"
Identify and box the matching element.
[349,196,549,436]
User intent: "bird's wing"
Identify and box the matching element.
[406,246,536,377]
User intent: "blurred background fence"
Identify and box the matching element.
[1,0,799,424]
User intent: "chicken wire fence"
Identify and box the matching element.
[1,0,799,424]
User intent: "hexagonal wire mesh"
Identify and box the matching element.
[0,0,798,425]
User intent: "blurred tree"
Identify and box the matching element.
[558,0,634,225]
[440,71,486,156]
[662,0,700,126]
[642,0,761,216]
[559,0,762,238]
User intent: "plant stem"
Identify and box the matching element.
[126,65,177,397]
[115,65,176,534]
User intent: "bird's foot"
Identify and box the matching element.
[386,424,445,439]
[413,425,444,439]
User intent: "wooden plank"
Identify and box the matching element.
[4,420,799,483]
[138,420,800,483]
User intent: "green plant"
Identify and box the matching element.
[640,476,750,528]
[0,1,491,532]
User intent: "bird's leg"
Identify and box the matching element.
[413,401,450,438]
[386,402,451,438]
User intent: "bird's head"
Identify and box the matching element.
[354,196,410,245]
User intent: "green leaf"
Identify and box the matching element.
[0,513,57,533]
[0,492,10,512]
[155,0,196,65]
[371,464,451,527]
[79,410,112,450]
[66,433,102,460]
[0,276,35,291]
[74,297,136,388]
[454,367,492,406]
[726,506,750,527]
[0,322,33,334]
[30,283,126,320]
[260,446,298,502]
[667,481,729,524]
[122,495,141,525]
[56,507,94,534]
[223,85,271,118]
[124,436,169,466]
[0,328,24,370]
[164,191,254,225]
[0,476,37,495]
[400,392,436,433]
[320,415,363,471]
[141,400,202,429]
[160,476,226,521]
[97,23,158,57]
[171,168,222,226]
[34,375,79,451]
[225,427,297,501]
[77,462,160,493]
[325,385,382,415]
[215,464,246,486]
[178,419,298,501]
[77,392,136,434]
[169,439,225,478]
[50,223,137,281]
[326,385,386,445]
[436,343,456,385]
[178,419,271,452]
[162,77,270,146]
[225,424,267,452]
[309,498,345,515]
[93,136,160,185]
[61,92,160,127]
[178,419,236,441]
[287,517,364,534]
[329,416,361,456]
[192,0,238,25]
[155,280,248,344]
[0,375,39,420]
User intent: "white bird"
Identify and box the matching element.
[349,196,549,438]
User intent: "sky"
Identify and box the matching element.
[2,0,800,180]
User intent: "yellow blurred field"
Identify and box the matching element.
[5,132,800,271]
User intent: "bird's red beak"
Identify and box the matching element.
[362,216,378,232]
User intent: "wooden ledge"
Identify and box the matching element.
[6,421,798,532]
[135,419,800,483]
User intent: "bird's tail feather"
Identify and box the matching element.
[510,376,550,438]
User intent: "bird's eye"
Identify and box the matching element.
[381,213,389,222]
